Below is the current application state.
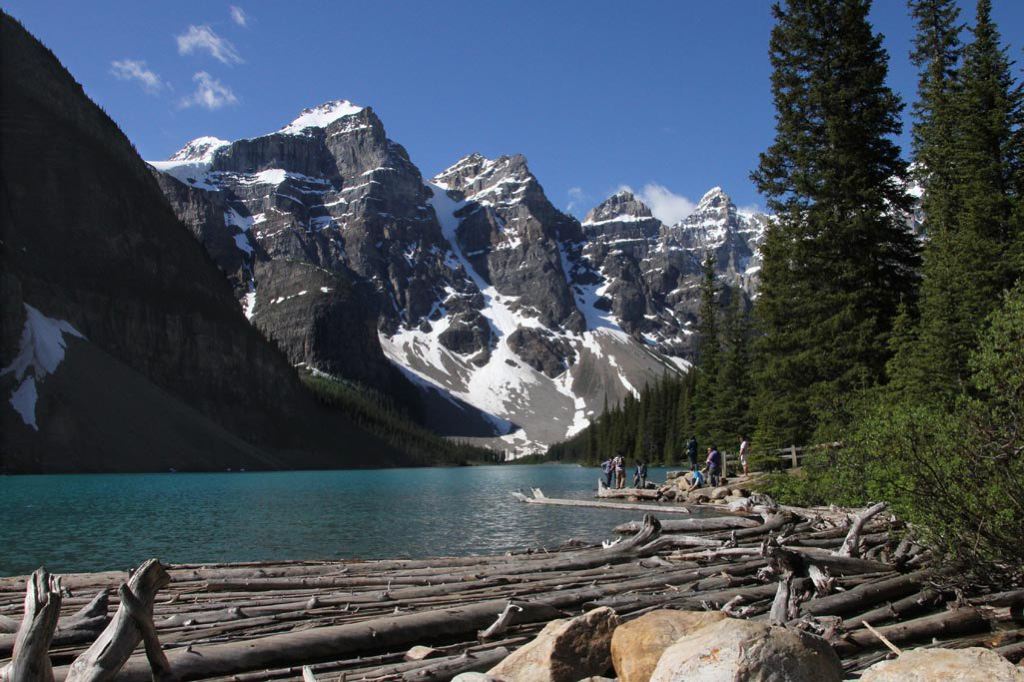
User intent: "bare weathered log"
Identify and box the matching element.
[837,502,888,558]
[707,512,796,541]
[399,646,510,681]
[801,571,929,618]
[477,602,523,641]
[597,481,660,500]
[769,575,794,625]
[637,535,724,554]
[832,607,990,655]
[2,569,62,682]
[0,617,18,635]
[68,598,562,682]
[995,639,1024,664]
[840,587,944,629]
[613,516,760,534]
[0,591,108,658]
[783,547,896,575]
[511,491,690,514]
[65,559,170,682]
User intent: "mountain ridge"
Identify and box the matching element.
[149,102,771,454]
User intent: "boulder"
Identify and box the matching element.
[487,607,619,682]
[710,486,731,500]
[610,610,726,682]
[860,647,1024,681]
[650,619,843,682]
[685,491,710,504]
[665,470,684,480]
[452,674,504,682]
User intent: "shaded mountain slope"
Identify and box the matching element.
[0,13,436,472]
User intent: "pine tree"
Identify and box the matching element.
[693,254,721,443]
[750,0,920,446]
[891,0,1023,405]
[715,287,754,445]
[675,372,695,461]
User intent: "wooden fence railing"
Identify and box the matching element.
[721,441,843,476]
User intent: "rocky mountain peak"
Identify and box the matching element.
[583,190,655,226]
[432,153,534,200]
[169,136,230,163]
[278,99,364,135]
[695,185,732,212]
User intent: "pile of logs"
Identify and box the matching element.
[1,501,1021,681]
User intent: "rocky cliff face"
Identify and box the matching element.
[0,13,413,472]
[583,187,767,356]
[151,100,772,455]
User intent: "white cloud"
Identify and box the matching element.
[109,59,164,94]
[176,25,243,65]
[229,6,247,27]
[623,183,696,225]
[179,72,238,110]
[566,186,589,214]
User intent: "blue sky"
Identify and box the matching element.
[6,1,1022,223]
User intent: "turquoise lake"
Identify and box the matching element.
[0,464,680,577]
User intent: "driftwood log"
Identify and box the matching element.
[2,501,1020,680]
[1,569,62,682]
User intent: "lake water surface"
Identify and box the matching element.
[0,464,679,577]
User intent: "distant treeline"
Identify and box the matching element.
[302,373,501,466]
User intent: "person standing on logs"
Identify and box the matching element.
[614,453,626,489]
[633,461,648,488]
[738,435,750,476]
[686,435,698,471]
[706,445,722,486]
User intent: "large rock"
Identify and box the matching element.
[611,610,726,682]
[860,647,1024,681]
[487,607,619,682]
[649,619,842,682]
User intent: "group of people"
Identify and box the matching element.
[600,455,648,489]
[600,436,751,492]
[685,435,750,489]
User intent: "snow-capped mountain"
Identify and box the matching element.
[149,100,770,455]
[582,186,767,356]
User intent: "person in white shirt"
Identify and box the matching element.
[739,436,750,476]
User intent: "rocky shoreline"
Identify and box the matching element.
[1,504,1022,681]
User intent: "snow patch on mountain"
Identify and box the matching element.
[1,305,85,430]
[280,100,364,135]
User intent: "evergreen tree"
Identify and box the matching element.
[675,372,695,459]
[693,254,721,443]
[715,287,754,445]
[908,0,963,172]
[751,0,920,446]
[890,0,1023,405]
